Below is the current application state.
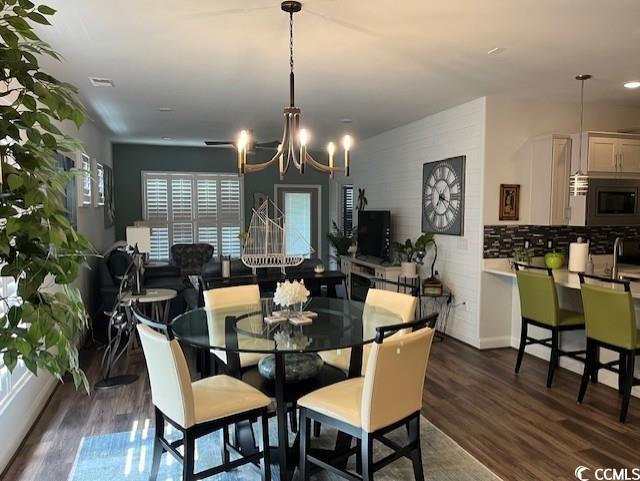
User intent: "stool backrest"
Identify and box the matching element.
[579,274,636,350]
[136,324,195,428]
[365,288,417,322]
[515,264,559,326]
[362,325,435,433]
[203,284,260,309]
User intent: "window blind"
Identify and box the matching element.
[342,184,354,237]
[142,172,243,260]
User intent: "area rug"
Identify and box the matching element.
[68,416,501,481]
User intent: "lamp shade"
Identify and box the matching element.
[126,226,151,253]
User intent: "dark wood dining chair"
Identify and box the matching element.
[132,308,272,481]
[514,263,586,387]
[297,316,436,481]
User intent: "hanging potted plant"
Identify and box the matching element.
[0,2,92,391]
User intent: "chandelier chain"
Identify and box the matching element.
[289,12,294,74]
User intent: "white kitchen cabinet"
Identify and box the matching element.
[529,134,572,225]
[587,136,617,172]
[581,133,640,174]
[618,138,640,173]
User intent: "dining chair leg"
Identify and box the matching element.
[356,438,362,475]
[515,319,528,373]
[149,408,164,481]
[261,413,272,481]
[547,329,559,388]
[182,431,195,481]
[578,339,593,404]
[620,350,635,423]
[289,408,298,433]
[221,425,230,465]
[408,414,424,481]
[361,431,374,481]
[618,351,627,394]
[591,345,600,383]
[298,409,310,481]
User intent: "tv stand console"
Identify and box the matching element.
[340,255,402,300]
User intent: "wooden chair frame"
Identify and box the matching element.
[577,274,640,423]
[132,307,271,481]
[298,316,436,481]
[514,263,586,387]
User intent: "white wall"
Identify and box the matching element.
[351,98,486,346]
[0,119,113,474]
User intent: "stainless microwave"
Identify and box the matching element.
[587,178,640,226]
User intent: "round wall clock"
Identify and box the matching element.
[421,156,466,236]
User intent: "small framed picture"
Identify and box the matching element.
[499,184,520,221]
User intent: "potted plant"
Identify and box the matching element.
[393,233,435,278]
[512,246,535,267]
[327,221,355,266]
[0,2,92,391]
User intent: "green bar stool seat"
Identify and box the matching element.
[514,263,586,387]
[577,274,639,423]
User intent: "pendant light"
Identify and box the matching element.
[569,74,591,196]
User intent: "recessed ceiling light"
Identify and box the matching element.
[88,77,114,87]
[158,107,174,112]
[161,136,172,140]
[624,81,640,89]
[487,47,505,55]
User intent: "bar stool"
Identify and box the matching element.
[514,263,586,387]
[577,274,639,423]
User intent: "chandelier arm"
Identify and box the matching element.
[305,151,339,174]
[243,152,281,173]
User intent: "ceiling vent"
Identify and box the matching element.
[88,77,114,87]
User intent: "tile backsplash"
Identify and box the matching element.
[483,225,640,258]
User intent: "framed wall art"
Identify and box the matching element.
[499,184,520,221]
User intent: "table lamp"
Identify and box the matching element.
[126,226,150,295]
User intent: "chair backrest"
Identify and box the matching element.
[361,326,435,433]
[171,243,215,275]
[579,274,636,350]
[365,288,417,322]
[136,323,195,428]
[515,264,559,326]
[203,284,261,309]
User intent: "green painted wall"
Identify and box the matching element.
[112,143,330,262]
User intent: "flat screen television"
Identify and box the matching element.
[357,210,391,260]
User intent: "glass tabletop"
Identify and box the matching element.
[171,297,404,354]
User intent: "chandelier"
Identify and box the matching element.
[236,1,352,179]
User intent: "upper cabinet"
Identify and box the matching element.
[529,134,572,225]
[582,133,640,175]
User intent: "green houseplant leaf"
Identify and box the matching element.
[0,1,92,392]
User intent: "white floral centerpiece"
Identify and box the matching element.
[273,279,310,313]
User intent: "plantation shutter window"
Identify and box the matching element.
[142,172,243,261]
[342,184,354,237]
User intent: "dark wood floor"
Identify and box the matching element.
[2,338,639,481]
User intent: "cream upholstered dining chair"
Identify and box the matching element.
[134,311,272,481]
[320,288,418,374]
[298,317,436,481]
[203,285,267,373]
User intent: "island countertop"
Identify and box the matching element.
[483,258,640,300]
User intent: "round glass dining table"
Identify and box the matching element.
[171,297,403,481]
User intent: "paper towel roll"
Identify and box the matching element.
[568,241,589,273]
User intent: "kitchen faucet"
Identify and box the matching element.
[612,237,623,280]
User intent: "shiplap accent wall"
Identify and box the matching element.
[351,98,486,346]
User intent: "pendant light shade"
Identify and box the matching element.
[569,74,591,197]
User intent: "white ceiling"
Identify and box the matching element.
[37,0,640,146]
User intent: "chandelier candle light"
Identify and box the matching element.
[236,1,352,179]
